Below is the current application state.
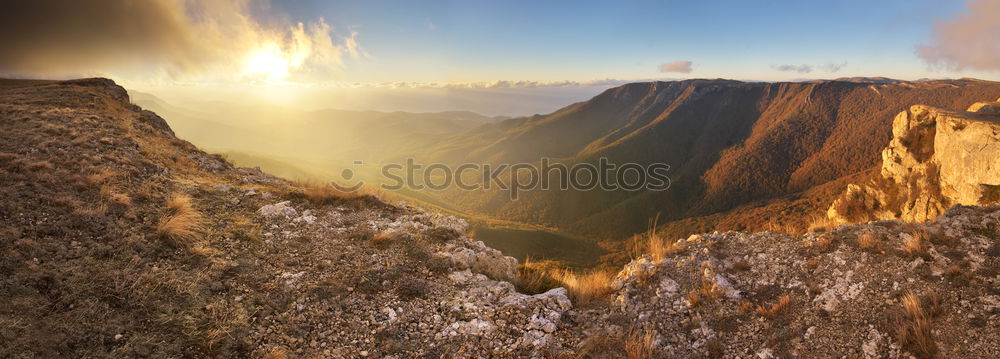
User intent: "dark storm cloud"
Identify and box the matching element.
[0,0,207,77]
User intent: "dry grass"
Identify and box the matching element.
[290,180,360,204]
[756,294,792,318]
[167,193,194,214]
[85,168,116,185]
[944,262,973,284]
[731,260,750,272]
[231,217,262,243]
[805,258,819,270]
[763,220,803,234]
[110,192,132,207]
[624,327,657,359]
[806,233,837,254]
[857,229,878,250]
[632,216,685,262]
[553,269,616,305]
[263,347,289,359]
[516,258,563,295]
[699,281,723,302]
[738,300,755,315]
[156,193,203,247]
[903,230,928,256]
[573,330,622,359]
[372,231,405,249]
[646,233,685,262]
[806,213,838,233]
[686,291,702,308]
[895,292,938,358]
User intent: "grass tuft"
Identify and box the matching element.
[289,180,360,205]
[756,294,792,318]
[903,230,929,256]
[156,193,203,247]
[857,229,878,251]
[895,292,938,358]
[806,213,838,233]
[516,258,563,295]
[624,327,657,359]
[553,269,616,306]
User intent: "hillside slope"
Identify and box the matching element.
[412,79,1000,239]
[0,79,561,357]
[1,78,998,358]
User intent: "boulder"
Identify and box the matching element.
[258,201,298,219]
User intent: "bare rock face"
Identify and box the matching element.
[829,98,1000,224]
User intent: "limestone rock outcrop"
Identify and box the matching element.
[828,98,1000,223]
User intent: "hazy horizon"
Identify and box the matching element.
[3,0,1000,116]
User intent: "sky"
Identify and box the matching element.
[1,0,998,115]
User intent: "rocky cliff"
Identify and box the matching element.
[829,98,1000,224]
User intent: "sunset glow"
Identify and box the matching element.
[243,44,292,82]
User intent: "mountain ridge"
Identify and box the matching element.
[2,78,999,358]
[408,78,1000,242]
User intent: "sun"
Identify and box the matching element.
[243,43,291,82]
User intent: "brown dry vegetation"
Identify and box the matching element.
[553,269,616,306]
[903,230,929,256]
[895,292,938,358]
[516,258,563,295]
[857,229,878,250]
[287,180,363,204]
[156,193,203,248]
[644,231,685,262]
[756,294,792,318]
[623,327,657,359]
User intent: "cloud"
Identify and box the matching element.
[772,64,813,73]
[917,0,1000,71]
[772,62,847,74]
[818,62,848,73]
[0,0,361,83]
[659,61,693,73]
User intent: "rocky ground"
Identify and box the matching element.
[1,79,998,358]
[553,205,1000,358]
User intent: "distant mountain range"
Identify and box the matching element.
[133,79,1000,246]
